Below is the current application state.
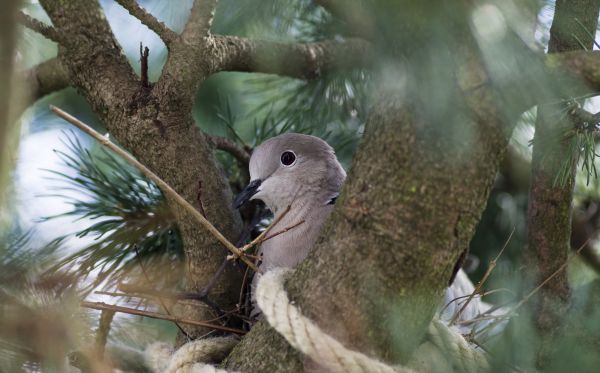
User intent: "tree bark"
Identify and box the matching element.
[38,0,243,341]
[526,0,600,363]
[17,1,600,370]
[224,4,514,368]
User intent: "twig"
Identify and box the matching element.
[81,301,246,335]
[139,43,150,88]
[260,219,305,243]
[513,230,596,312]
[50,106,262,274]
[206,134,251,164]
[196,180,207,218]
[440,288,515,316]
[114,0,177,44]
[237,205,292,255]
[18,11,61,42]
[133,245,191,339]
[450,228,514,325]
[118,283,215,302]
[476,228,600,339]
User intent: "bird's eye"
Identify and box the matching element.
[280,151,296,166]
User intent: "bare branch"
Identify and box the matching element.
[212,35,371,79]
[206,134,250,164]
[139,43,150,88]
[115,0,177,45]
[17,11,61,42]
[50,106,262,274]
[81,301,246,335]
[182,0,218,42]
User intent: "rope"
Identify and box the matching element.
[147,268,491,372]
[145,337,238,373]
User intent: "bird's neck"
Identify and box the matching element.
[260,198,334,270]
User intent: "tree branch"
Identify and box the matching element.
[50,105,261,274]
[526,0,600,365]
[212,35,371,79]
[81,301,245,335]
[25,58,70,101]
[39,0,245,342]
[206,134,250,164]
[182,0,218,42]
[313,0,374,39]
[17,11,61,42]
[114,0,178,45]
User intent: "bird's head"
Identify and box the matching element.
[233,133,346,213]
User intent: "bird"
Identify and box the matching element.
[234,133,493,328]
[233,133,346,272]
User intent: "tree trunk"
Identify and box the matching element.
[526,0,600,363]
[38,0,243,340]
[225,11,515,367]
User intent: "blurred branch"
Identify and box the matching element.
[571,201,600,274]
[25,58,69,101]
[548,50,600,96]
[17,12,61,43]
[206,134,250,164]
[0,0,20,201]
[81,301,246,335]
[526,0,600,361]
[313,0,374,39]
[182,0,218,41]
[114,0,177,45]
[212,35,370,79]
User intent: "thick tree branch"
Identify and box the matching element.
[206,134,250,164]
[17,11,61,43]
[25,58,69,101]
[182,0,218,42]
[212,35,370,79]
[39,0,244,342]
[314,0,374,39]
[547,50,600,95]
[114,0,178,45]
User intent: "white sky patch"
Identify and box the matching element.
[14,126,95,247]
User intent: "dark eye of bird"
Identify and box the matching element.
[281,151,296,166]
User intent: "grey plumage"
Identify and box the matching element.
[240,133,346,271]
[234,133,345,316]
[237,133,496,330]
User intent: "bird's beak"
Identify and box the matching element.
[233,179,262,209]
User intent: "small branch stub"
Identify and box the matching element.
[140,43,150,88]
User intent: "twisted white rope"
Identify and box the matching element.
[147,268,491,372]
[256,268,491,373]
[146,337,238,373]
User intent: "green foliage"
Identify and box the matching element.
[0,231,89,372]
[41,133,184,293]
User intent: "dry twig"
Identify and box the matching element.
[50,106,261,273]
[82,301,246,335]
[450,228,514,325]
